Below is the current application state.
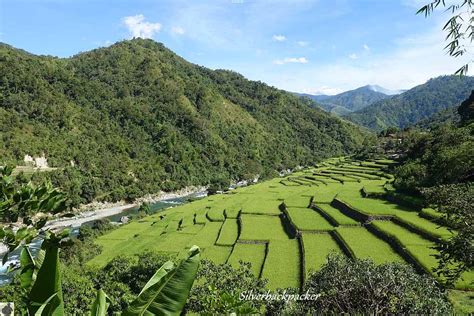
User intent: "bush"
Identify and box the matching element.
[185,260,267,314]
[276,254,452,314]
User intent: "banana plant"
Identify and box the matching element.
[27,230,70,316]
[89,289,110,316]
[122,246,200,315]
[23,245,200,315]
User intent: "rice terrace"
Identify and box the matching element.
[88,158,473,291]
[2,1,474,313]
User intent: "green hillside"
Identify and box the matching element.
[297,85,390,115]
[346,76,474,131]
[0,40,368,206]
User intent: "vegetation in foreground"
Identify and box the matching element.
[1,154,472,314]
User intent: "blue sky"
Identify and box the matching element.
[0,0,466,94]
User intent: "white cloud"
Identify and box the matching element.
[273,57,308,65]
[297,41,309,47]
[122,14,162,39]
[363,44,370,51]
[264,24,471,95]
[349,53,358,59]
[304,86,344,96]
[171,26,185,35]
[273,34,286,42]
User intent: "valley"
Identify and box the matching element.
[1,0,473,311]
[87,157,473,292]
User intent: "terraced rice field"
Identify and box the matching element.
[335,226,405,264]
[286,208,333,231]
[262,239,301,289]
[314,203,359,226]
[216,219,239,246]
[88,158,472,292]
[227,243,267,276]
[302,233,341,277]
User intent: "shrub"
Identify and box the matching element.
[276,254,452,314]
[185,259,267,314]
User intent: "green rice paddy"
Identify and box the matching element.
[88,158,472,293]
[302,233,341,277]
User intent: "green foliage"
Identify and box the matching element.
[61,265,97,315]
[0,40,367,206]
[423,184,473,286]
[393,93,474,288]
[458,90,474,124]
[89,289,110,316]
[185,260,267,314]
[277,254,452,314]
[122,246,200,315]
[60,220,114,265]
[138,202,151,215]
[417,0,474,75]
[394,123,473,191]
[346,76,474,130]
[8,244,200,315]
[0,165,66,222]
[415,106,460,129]
[28,233,68,315]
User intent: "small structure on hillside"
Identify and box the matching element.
[24,154,49,169]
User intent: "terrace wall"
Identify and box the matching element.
[366,223,431,275]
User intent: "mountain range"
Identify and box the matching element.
[0,39,368,206]
[296,85,401,115]
[345,76,474,131]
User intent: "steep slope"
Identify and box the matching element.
[346,76,474,131]
[0,39,368,206]
[296,85,391,115]
[414,107,460,130]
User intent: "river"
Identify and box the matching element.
[0,189,207,285]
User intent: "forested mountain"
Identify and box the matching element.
[0,39,368,206]
[346,76,474,131]
[414,107,460,130]
[296,85,391,115]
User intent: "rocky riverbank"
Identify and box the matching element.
[45,186,208,230]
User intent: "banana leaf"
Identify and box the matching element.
[122,246,200,316]
[90,289,110,316]
[28,242,64,315]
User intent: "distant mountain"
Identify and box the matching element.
[346,76,474,131]
[295,85,393,115]
[0,39,368,206]
[366,85,405,96]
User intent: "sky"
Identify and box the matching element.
[0,0,469,95]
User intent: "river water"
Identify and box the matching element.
[0,190,207,285]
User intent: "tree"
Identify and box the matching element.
[274,254,452,314]
[0,165,201,315]
[14,242,201,315]
[185,260,267,314]
[418,0,474,74]
[422,184,473,285]
[458,90,474,124]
